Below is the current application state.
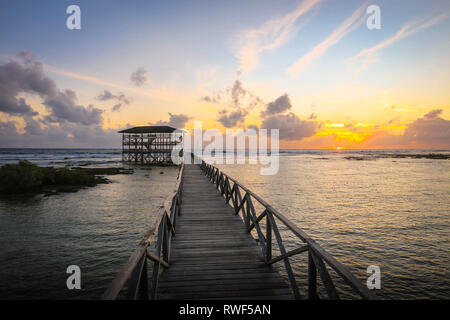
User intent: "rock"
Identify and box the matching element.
[0,161,111,195]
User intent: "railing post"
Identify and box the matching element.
[266,215,272,263]
[308,249,318,300]
[245,193,250,230]
[138,257,149,300]
[234,186,239,214]
[149,218,165,300]
[162,214,169,263]
[266,211,301,299]
[127,253,147,299]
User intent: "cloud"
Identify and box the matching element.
[258,93,318,141]
[287,3,367,76]
[218,109,248,128]
[261,112,318,140]
[111,104,122,112]
[23,116,43,135]
[234,0,320,73]
[0,52,122,148]
[130,67,148,86]
[363,109,450,148]
[97,89,132,112]
[202,80,263,109]
[261,93,292,116]
[152,112,191,129]
[200,95,214,103]
[0,56,50,115]
[0,53,193,105]
[97,90,131,104]
[403,109,449,146]
[423,109,442,120]
[351,14,448,74]
[384,104,415,113]
[230,80,247,107]
[0,52,103,125]
[43,89,103,125]
[202,80,264,127]
[0,119,119,148]
[308,112,317,119]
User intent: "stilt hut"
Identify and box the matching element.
[118,126,183,165]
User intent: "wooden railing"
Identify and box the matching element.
[102,163,184,300]
[197,155,378,300]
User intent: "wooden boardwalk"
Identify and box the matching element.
[103,157,378,300]
[156,165,293,300]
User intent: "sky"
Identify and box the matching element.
[0,0,449,149]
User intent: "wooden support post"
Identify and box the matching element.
[266,211,301,299]
[138,257,149,300]
[245,193,251,230]
[127,253,147,300]
[266,214,272,263]
[149,218,165,300]
[309,250,340,300]
[308,249,318,300]
[162,214,169,263]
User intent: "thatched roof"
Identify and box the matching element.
[118,125,177,133]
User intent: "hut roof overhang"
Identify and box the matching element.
[118,125,177,134]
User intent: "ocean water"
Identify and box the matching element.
[0,148,179,299]
[211,149,450,299]
[0,148,448,299]
[0,148,122,167]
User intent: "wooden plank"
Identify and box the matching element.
[169,247,261,256]
[166,262,274,271]
[170,234,254,241]
[159,283,289,292]
[171,238,256,246]
[159,270,280,281]
[157,288,293,300]
[158,277,287,290]
[162,267,279,277]
[208,294,294,300]
[171,242,258,250]
[168,256,266,265]
[158,272,284,283]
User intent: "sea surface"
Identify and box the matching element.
[0,148,449,299]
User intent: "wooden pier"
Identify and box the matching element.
[156,165,293,299]
[103,155,378,300]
